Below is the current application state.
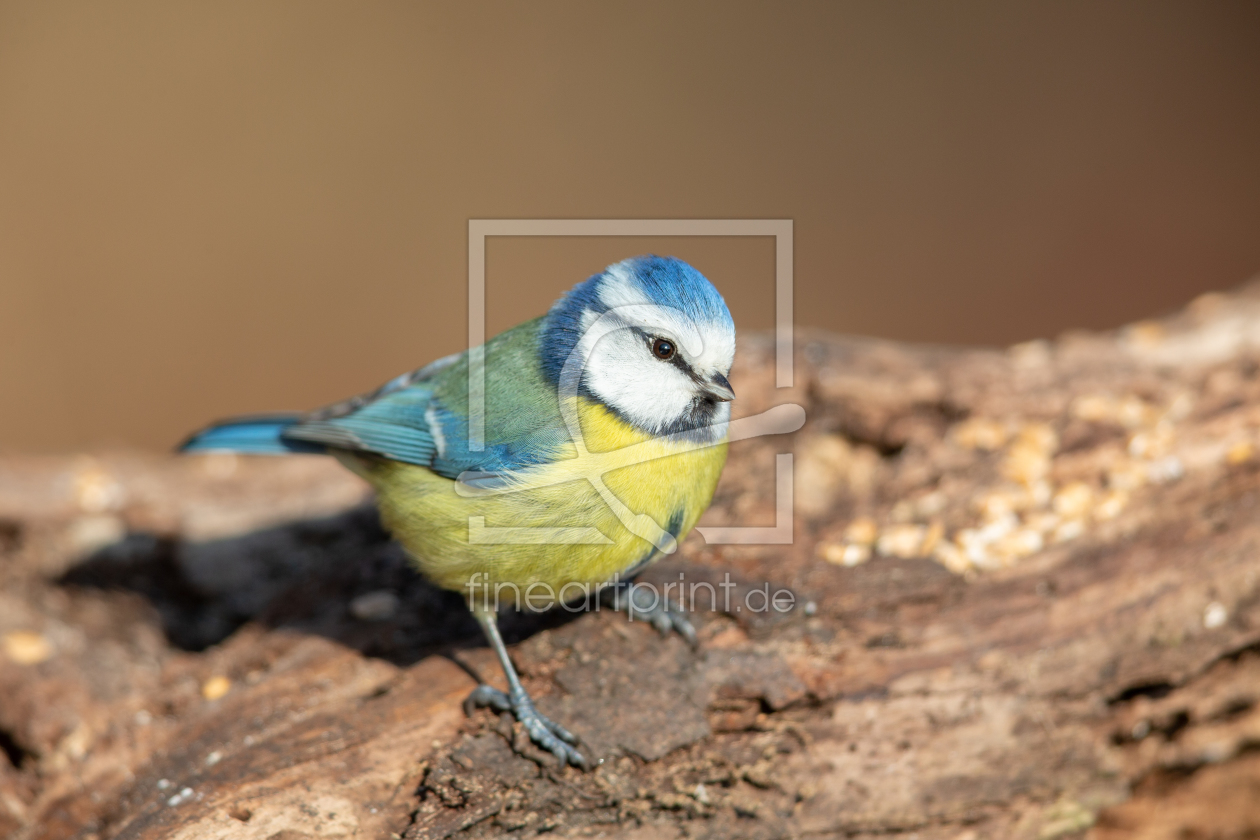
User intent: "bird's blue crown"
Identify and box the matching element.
[538,255,733,387]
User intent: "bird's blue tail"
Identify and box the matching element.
[178,414,326,455]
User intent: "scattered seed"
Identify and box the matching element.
[1094,491,1128,521]
[976,491,1016,521]
[1226,441,1255,465]
[1128,425,1173,459]
[74,464,125,513]
[350,590,400,621]
[1072,395,1114,423]
[67,514,126,555]
[933,541,970,575]
[920,521,944,555]
[1052,519,1085,543]
[967,547,1005,572]
[1107,464,1147,493]
[1016,423,1059,455]
[993,528,1044,561]
[840,544,871,566]
[877,524,926,559]
[912,490,947,518]
[1003,441,1052,486]
[1145,456,1184,484]
[2,630,52,665]
[1052,483,1093,519]
[1125,320,1165,348]
[818,542,869,567]
[952,418,1008,451]
[1023,511,1061,534]
[843,518,878,546]
[202,676,231,701]
[1117,395,1155,429]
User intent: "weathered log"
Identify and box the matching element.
[3,285,1260,839]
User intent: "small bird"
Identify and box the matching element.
[181,255,736,767]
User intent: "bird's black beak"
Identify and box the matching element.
[704,372,736,402]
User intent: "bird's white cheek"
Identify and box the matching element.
[586,358,692,432]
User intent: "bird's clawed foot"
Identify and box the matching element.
[603,581,699,648]
[463,684,587,768]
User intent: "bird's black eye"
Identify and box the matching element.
[651,338,676,360]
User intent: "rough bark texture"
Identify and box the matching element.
[4,286,1260,839]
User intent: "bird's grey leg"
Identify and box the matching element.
[601,578,699,648]
[463,604,586,768]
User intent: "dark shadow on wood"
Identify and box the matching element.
[57,504,586,667]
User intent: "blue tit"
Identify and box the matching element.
[181,255,736,767]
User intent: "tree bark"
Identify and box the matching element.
[3,286,1260,839]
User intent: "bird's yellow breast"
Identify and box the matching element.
[348,397,727,599]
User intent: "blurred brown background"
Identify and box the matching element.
[1,1,1258,453]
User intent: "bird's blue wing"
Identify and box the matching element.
[272,350,462,468]
[282,386,441,467]
[281,321,568,478]
[180,414,326,455]
[185,320,568,479]
[282,386,565,480]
